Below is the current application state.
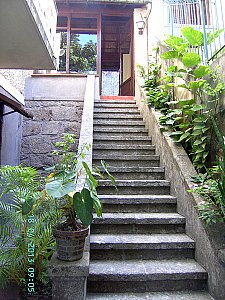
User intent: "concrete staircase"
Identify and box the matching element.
[87,99,213,299]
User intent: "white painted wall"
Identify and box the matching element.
[32,0,58,56]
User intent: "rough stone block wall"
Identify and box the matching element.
[20,99,84,171]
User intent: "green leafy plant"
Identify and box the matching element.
[143,27,225,171]
[0,165,59,292]
[190,171,225,225]
[44,133,115,230]
[141,58,171,113]
[142,26,225,229]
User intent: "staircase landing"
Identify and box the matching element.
[100,96,135,101]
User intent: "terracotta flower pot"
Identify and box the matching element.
[52,226,89,261]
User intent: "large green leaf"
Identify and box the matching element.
[193,124,206,130]
[181,27,204,46]
[178,99,195,107]
[82,161,98,188]
[46,180,75,198]
[177,132,191,142]
[193,116,208,123]
[160,51,179,60]
[182,53,201,67]
[22,198,34,216]
[73,188,93,227]
[189,80,206,90]
[101,160,117,190]
[90,189,102,217]
[192,104,206,111]
[164,36,189,53]
[194,65,211,78]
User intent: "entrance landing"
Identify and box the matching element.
[100,96,134,101]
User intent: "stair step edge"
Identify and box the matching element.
[90,234,195,249]
[87,291,214,300]
[89,259,207,279]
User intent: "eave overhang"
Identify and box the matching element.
[0,0,56,70]
[56,0,150,7]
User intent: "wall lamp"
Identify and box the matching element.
[136,20,145,35]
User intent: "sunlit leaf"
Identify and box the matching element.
[182,53,201,67]
[177,132,191,142]
[161,51,179,60]
[194,65,211,78]
[181,27,204,46]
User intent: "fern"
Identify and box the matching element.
[0,165,59,289]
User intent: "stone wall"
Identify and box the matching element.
[20,75,86,171]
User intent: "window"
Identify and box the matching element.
[165,0,210,25]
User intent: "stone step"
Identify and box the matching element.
[94,114,142,120]
[93,144,155,150]
[94,133,150,139]
[88,259,207,293]
[93,136,152,146]
[99,195,176,213]
[94,103,138,109]
[90,234,195,260]
[94,128,148,137]
[91,213,185,234]
[97,180,170,195]
[93,120,145,127]
[93,127,148,134]
[93,155,159,168]
[94,108,139,114]
[93,145,156,156]
[98,167,164,180]
[94,149,156,157]
[87,291,213,300]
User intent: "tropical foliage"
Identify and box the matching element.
[0,166,59,291]
[143,27,225,225]
[144,27,225,171]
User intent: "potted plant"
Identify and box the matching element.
[44,133,115,261]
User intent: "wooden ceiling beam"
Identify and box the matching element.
[57,4,133,16]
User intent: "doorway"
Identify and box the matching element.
[101,16,133,96]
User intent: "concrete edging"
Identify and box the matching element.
[48,75,96,300]
[135,78,225,300]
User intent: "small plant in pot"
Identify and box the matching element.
[45,133,115,262]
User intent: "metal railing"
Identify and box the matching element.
[162,0,225,63]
